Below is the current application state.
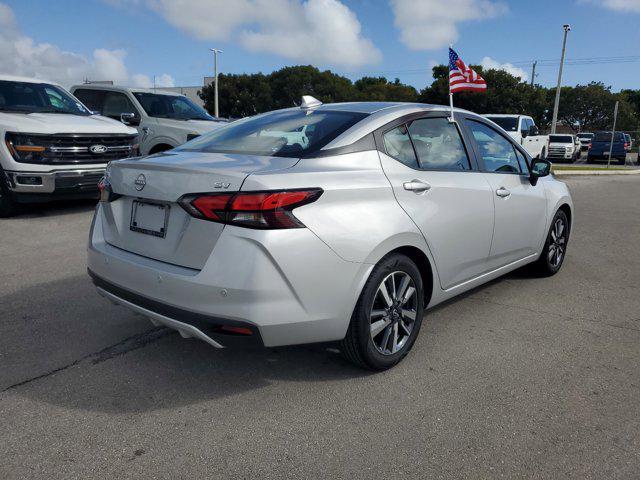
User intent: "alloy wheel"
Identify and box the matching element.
[369,271,418,355]
[548,217,567,268]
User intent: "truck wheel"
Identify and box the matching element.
[0,170,20,218]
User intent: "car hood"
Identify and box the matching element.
[155,118,226,135]
[0,112,138,135]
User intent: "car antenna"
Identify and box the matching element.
[300,95,322,110]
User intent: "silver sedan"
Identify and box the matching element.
[89,99,573,370]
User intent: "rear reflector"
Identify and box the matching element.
[178,188,322,229]
[218,326,254,336]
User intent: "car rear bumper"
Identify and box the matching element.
[87,203,370,348]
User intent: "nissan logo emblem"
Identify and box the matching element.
[134,174,146,191]
[89,144,108,154]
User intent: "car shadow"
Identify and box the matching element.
[9,198,97,219]
[1,274,371,414]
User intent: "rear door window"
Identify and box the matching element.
[407,117,470,170]
[466,120,523,174]
[383,124,418,168]
[72,89,106,112]
[101,92,139,120]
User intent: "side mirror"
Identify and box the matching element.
[121,112,140,126]
[530,159,551,186]
[528,125,539,136]
[521,128,528,138]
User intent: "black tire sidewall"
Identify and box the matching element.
[354,254,424,370]
[0,167,18,217]
[541,210,569,274]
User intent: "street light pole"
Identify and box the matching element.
[210,48,223,118]
[530,61,537,87]
[551,24,571,134]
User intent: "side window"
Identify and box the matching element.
[383,124,419,168]
[72,89,105,112]
[466,120,523,174]
[407,117,470,170]
[513,147,529,172]
[101,92,139,120]
[520,118,529,133]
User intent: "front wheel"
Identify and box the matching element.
[532,210,569,276]
[341,253,424,370]
[0,169,20,218]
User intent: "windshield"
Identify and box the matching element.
[577,133,593,139]
[594,132,624,142]
[133,92,213,120]
[177,109,368,158]
[0,80,90,115]
[485,117,518,131]
[549,135,573,143]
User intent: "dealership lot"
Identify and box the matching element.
[1,175,639,479]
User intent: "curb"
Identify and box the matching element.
[553,169,640,176]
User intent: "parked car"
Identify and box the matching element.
[0,75,139,217]
[587,131,627,165]
[624,133,632,152]
[70,85,226,156]
[88,99,573,370]
[483,114,549,159]
[547,134,579,162]
[576,132,594,151]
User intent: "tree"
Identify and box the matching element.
[353,77,418,102]
[200,72,273,118]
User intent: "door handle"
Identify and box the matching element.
[496,187,511,198]
[403,180,431,193]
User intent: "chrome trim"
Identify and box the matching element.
[49,145,134,153]
[96,287,225,349]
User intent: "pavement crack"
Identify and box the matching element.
[1,327,172,393]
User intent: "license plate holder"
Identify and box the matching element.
[130,201,170,238]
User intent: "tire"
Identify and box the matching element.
[340,253,425,370]
[532,210,569,277]
[0,168,20,218]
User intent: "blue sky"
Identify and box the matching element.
[2,0,640,91]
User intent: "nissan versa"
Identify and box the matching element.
[88,99,573,370]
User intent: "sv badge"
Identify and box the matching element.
[213,182,231,189]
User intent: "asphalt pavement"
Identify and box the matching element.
[1,175,639,479]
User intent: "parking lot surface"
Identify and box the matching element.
[1,175,639,479]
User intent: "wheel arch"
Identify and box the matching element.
[148,143,175,154]
[381,246,434,307]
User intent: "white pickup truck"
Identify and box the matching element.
[483,114,549,160]
[0,75,139,217]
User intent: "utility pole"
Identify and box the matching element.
[607,101,619,168]
[530,61,537,87]
[551,24,571,134]
[210,48,223,118]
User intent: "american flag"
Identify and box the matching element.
[449,47,487,93]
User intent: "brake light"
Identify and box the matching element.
[178,189,323,229]
[624,142,629,148]
[587,143,592,150]
[98,174,121,202]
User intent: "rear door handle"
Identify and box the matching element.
[403,180,431,193]
[496,187,511,198]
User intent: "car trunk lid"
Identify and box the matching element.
[100,150,299,269]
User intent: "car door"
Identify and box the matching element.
[464,118,547,270]
[376,112,494,290]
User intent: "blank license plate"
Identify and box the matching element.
[130,201,169,238]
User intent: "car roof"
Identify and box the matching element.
[70,84,184,97]
[483,114,530,118]
[0,74,60,86]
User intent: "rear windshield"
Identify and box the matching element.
[577,133,593,139]
[549,135,573,143]
[485,117,518,131]
[177,109,368,157]
[594,132,624,142]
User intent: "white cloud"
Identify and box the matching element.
[390,0,508,50]
[0,2,173,88]
[110,0,382,68]
[579,0,640,13]
[481,56,528,81]
[131,73,176,88]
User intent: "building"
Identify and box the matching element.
[161,77,214,108]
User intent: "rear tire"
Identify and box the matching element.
[532,210,569,277]
[0,168,20,218]
[341,253,424,370]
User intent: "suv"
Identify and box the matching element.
[547,134,579,162]
[587,131,627,165]
[0,75,139,217]
[483,114,549,159]
[70,85,226,156]
[576,132,594,151]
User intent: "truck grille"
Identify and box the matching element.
[7,133,138,165]
[548,146,568,157]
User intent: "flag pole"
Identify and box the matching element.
[449,44,455,123]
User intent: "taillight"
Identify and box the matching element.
[178,189,323,229]
[624,143,629,148]
[587,143,592,150]
[98,173,121,202]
